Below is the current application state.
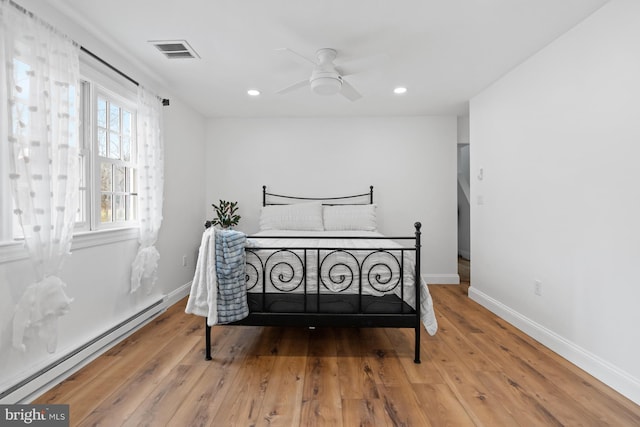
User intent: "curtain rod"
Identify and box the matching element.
[7,0,170,106]
[81,46,139,86]
[81,47,170,106]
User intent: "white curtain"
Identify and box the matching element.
[1,1,79,352]
[130,86,164,293]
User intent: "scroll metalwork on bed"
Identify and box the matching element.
[245,246,413,304]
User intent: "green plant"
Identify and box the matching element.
[209,200,241,229]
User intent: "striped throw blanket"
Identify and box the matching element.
[185,228,248,325]
[214,229,249,323]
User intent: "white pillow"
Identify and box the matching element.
[259,202,324,231]
[323,204,377,231]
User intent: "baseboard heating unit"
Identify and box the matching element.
[0,299,165,404]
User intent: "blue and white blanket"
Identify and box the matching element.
[185,227,249,326]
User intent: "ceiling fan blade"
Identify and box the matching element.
[340,79,362,102]
[339,53,389,77]
[277,79,310,95]
[275,48,316,67]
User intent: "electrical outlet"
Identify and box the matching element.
[534,280,542,296]
[182,255,187,267]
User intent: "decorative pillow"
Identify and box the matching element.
[259,202,324,231]
[323,204,377,231]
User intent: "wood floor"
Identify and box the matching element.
[36,285,640,426]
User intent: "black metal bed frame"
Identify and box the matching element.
[204,186,423,363]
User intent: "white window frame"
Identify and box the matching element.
[90,88,138,230]
[78,57,139,233]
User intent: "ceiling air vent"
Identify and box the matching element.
[149,40,200,59]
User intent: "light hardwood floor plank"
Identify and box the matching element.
[253,328,308,427]
[121,363,208,427]
[413,383,476,427]
[341,398,392,427]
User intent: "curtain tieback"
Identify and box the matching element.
[12,276,73,353]
[130,245,160,293]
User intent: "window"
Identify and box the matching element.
[96,95,137,225]
[77,61,139,232]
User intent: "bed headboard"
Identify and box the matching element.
[262,185,374,207]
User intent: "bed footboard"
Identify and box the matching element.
[205,222,423,363]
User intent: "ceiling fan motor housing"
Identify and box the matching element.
[310,71,342,95]
[310,48,343,95]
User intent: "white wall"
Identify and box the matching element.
[205,116,459,283]
[157,96,207,297]
[470,0,640,404]
[0,0,207,401]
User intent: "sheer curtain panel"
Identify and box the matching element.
[130,86,164,293]
[1,0,79,352]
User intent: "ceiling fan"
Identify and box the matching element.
[276,48,363,102]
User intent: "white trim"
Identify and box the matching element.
[165,281,192,307]
[469,286,640,406]
[0,227,138,264]
[0,241,28,264]
[72,227,138,250]
[423,273,460,285]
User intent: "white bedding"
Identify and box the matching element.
[246,230,438,335]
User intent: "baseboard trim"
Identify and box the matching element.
[165,281,192,307]
[423,273,460,285]
[468,286,640,406]
[0,298,166,404]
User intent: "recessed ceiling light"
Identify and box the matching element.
[247,89,260,96]
[394,87,407,95]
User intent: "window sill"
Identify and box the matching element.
[72,227,139,250]
[0,241,28,264]
[0,227,139,264]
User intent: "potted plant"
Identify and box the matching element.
[206,200,241,229]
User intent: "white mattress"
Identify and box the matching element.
[245,230,438,335]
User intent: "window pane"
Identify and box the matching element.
[114,165,125,192]
[97,98,107,128]
[101,163,112,191]
[109,103,120,132]
[114,195,125,222]
[13,59,30,101]
[122,135,131,161]
[122,110,131,136]
[97,128,107,157]
[100,194,112,222]
[109,133,120,159]
[68,85,78,148]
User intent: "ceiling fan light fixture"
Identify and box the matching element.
[311,77,342,95]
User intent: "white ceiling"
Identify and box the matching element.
[51,0,607,118]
